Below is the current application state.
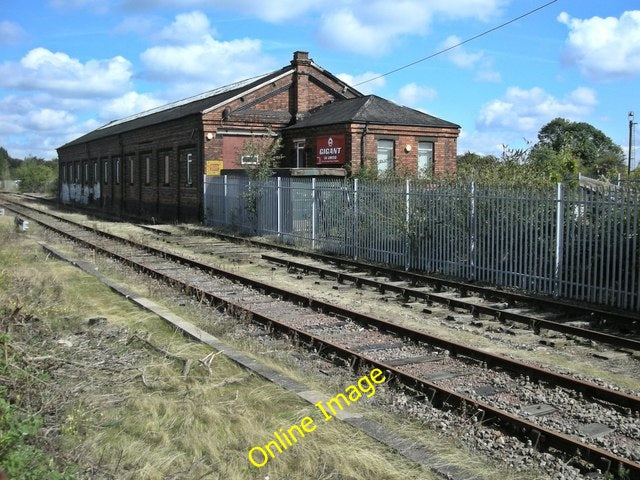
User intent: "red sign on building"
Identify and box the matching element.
[316,135,345,165]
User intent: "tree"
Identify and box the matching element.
[535,118,625,177]
[457,151,500,173]
[14,156,56,193]
[526,145,579,183]
[238,132,284,181]
[0,147,10,180]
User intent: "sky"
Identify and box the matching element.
[0,0,639,169]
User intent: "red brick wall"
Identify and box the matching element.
[58,115,202,221]
[283,123,459,176]
[58,52,457,224]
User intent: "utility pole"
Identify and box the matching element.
[629,111,636,176]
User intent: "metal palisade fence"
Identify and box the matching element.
[204,175,640,311]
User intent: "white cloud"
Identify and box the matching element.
[99,91,166,122]
[477,86,598,135]
[559,10,640,80]
[0,20,27,45]
[396,83,438,106]
[26,109,76,131]
[336,72,386,95]
[441,35,483,68]
[475,69,501,83]
[317,0,507,55]
[457,129,510,156]
[142,37,272,94]
[159,11,213,44]
[318,2,431,55]
[140,13,275,97]
[0,47,132,98]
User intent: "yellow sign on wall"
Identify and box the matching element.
[205,160,223,176]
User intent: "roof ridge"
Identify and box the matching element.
[96,69,282,131]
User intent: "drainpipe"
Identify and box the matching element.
[360,123,369,169]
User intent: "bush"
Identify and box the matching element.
[0,386,76,479]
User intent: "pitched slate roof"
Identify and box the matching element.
[285,95,459,130]
[60,67,293,148]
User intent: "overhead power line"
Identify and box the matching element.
[354,0,560,87]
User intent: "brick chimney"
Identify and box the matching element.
[291,51,310,121]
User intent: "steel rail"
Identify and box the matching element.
[188,228,640,329]
[13,194,640,327]
[3,201,639,479]
[262,253,640,352]
[5,200,640,412]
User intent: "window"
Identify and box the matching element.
[145,156,151,185]
[186,153,193,186]
[75,163,80,183]
[83,162,88,184]
[68,164,72,183]
[377,140,394,173]
[241,154,259,165]
[163,154,170,185]
[62,163,66,183]
[104,161,109,185]
[418,141,434,174]
[115,158,120,184]
[294,140,305,168]
[129,157,134,185]
[93,161,98,184]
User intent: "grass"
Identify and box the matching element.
[0,217,435,479]
[52,231,550,480]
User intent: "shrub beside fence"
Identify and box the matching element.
[204,176,640,311]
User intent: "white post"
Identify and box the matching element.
[202,174,208,224]
[470,181,477,281]
[311,178,317,250]
[353,178,359,260]
[223,174,228,226]
[554,182,564,297]
[405,179,410,270]
[277,176,282,239]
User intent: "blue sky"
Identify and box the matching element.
[1,0,639,169]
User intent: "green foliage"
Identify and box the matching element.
[352,163,379,181]
[455,147,569,187]
[536,117,625,176]
[240,132,284,181]
[239,132,284,217]
[527,145,579,183]
[14,156,57,193]
[0,147,10,181]
[353,160,417,181]
[0,389,76,479]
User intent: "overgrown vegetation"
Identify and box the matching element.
[238,131,284,219]
[0,147,58,192]
[0,217,437,479]
[352,117,633,187]
[456,117,628,187]
[0,225,77,479]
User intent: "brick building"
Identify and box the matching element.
[57,51,459,222]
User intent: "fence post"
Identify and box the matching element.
[311,177,317,250]
[223,174,228,226]
[470,181,477,281]
[554,182,564,297]
[405,179,410,271]
[277,176,282,239]
[353,178,359,260]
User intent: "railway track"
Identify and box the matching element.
[19,194,640,349]
[159,225,640,352]
[3,197,640,478]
